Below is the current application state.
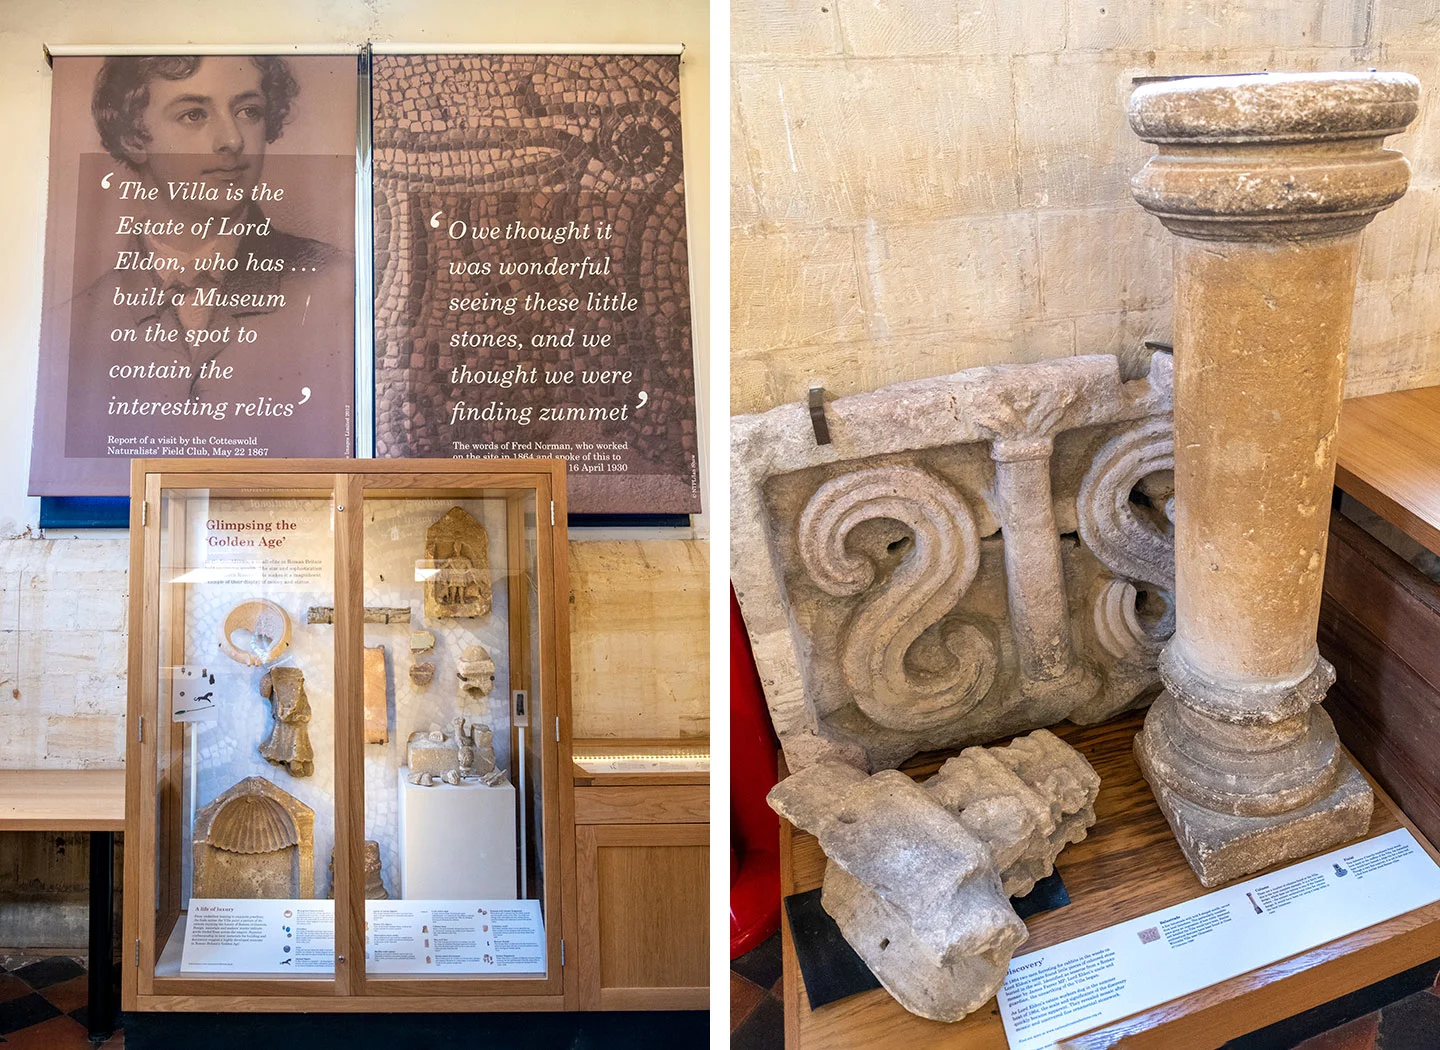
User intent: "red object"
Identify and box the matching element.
[730,586,782,958]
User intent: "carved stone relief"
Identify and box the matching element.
[193,776,315,899]
[732,354,1176,772]
[424,507,492,620]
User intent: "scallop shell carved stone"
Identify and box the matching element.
[207,794,300,855]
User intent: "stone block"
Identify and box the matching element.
[732,0,844,58]
[43,715,125,768]
[731,224,866,351]
[731,321,1076,416]
[1067,0,1369,51]
[736,58,1019,224]
[837,0,960,55]
[1039,206,1173,318]
[1073,308,1174,380]
[859,213,1041,338]
[1358,186,1440,286]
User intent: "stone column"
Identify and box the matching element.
[1128,72,1420,886]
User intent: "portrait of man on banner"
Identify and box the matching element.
[30,53,357,496]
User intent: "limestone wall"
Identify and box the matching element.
[732,0,1440,414]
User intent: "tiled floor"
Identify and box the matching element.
[730,932,783,1050]
[732,931,1440,1049]
[0,956,121,1048]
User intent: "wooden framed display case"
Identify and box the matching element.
[122,459,574,1013]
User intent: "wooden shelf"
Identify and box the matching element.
[1336,385,1440,555]
[781,712,1440,1049]
[0,769,125,831]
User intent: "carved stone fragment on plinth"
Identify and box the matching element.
[424,507,491,619]
[767,729,1100,1021]
[733,354,1175,772]
[193,776,315,899]
[327,840,390,900]
[258,666,314,777]
[1128,72,1420,885]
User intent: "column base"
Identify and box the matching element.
[1136,737,1374,887]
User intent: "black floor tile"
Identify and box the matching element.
[732,931,783,990]
[0,992,61,1035]
[731,994,783,1050]
[11,958,84,991]
[1376,988,1440,1050]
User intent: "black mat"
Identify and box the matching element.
[1013,871,1070,919]
[784,888,882,1008]
[786,871,1072,1010]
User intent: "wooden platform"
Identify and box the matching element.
[0,769,125,830]
[1336,385,1440,555]
[780,712,1440,1050]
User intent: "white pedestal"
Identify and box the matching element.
[397,768,517,900]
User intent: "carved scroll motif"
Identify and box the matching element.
[798,466,996,733]
[1078,418,1177,659]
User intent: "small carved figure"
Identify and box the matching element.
[456,645,496,701]
[258,667,314,777]
[424,508,492,619]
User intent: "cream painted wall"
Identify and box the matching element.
[0,0,711,768]
[0,0,710,535]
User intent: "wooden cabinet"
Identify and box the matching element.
[569,752,709,1011]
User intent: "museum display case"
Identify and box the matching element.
[122,459,572,1011]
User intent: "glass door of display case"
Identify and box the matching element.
[126,468,344,1004]
[124,460,571,1012]
[346,471,565,1000]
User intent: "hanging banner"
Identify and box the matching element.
[372,52,701,515]
[31,53,358,496]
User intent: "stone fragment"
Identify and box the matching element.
[732,353,1175,773]
[327,839,390,900]
[364,645,388,745]
[767,730,1100,1021]
[306,606,412,625]
[424,508,491,619]
[1127,72,1418,885]
[457,644,495,701]
[257,666,313,777]
[409,630,435,653]
[193,776,315,899]
[409,661,435,687]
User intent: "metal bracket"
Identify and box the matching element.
[808,387,831,445]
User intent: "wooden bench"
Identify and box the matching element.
[0,769,124,1042]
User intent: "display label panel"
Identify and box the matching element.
[998,828,1440,1049]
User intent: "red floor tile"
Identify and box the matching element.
[0,973,30,1004]
[732,971,768,1033]
[1290,1011,1380,1050]
[3,1013,93,1050]
[39,973,89,1013]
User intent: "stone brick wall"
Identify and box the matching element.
[732,0,1440,414]
[0,536,130,769]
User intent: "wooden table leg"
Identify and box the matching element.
[87,831,115,1045]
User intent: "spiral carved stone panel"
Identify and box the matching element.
[732,353,1177,772]
[372,53,700,514]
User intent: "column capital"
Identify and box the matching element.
[1130,72,1419,241]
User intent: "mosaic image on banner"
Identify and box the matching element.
[372,53,701,515]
